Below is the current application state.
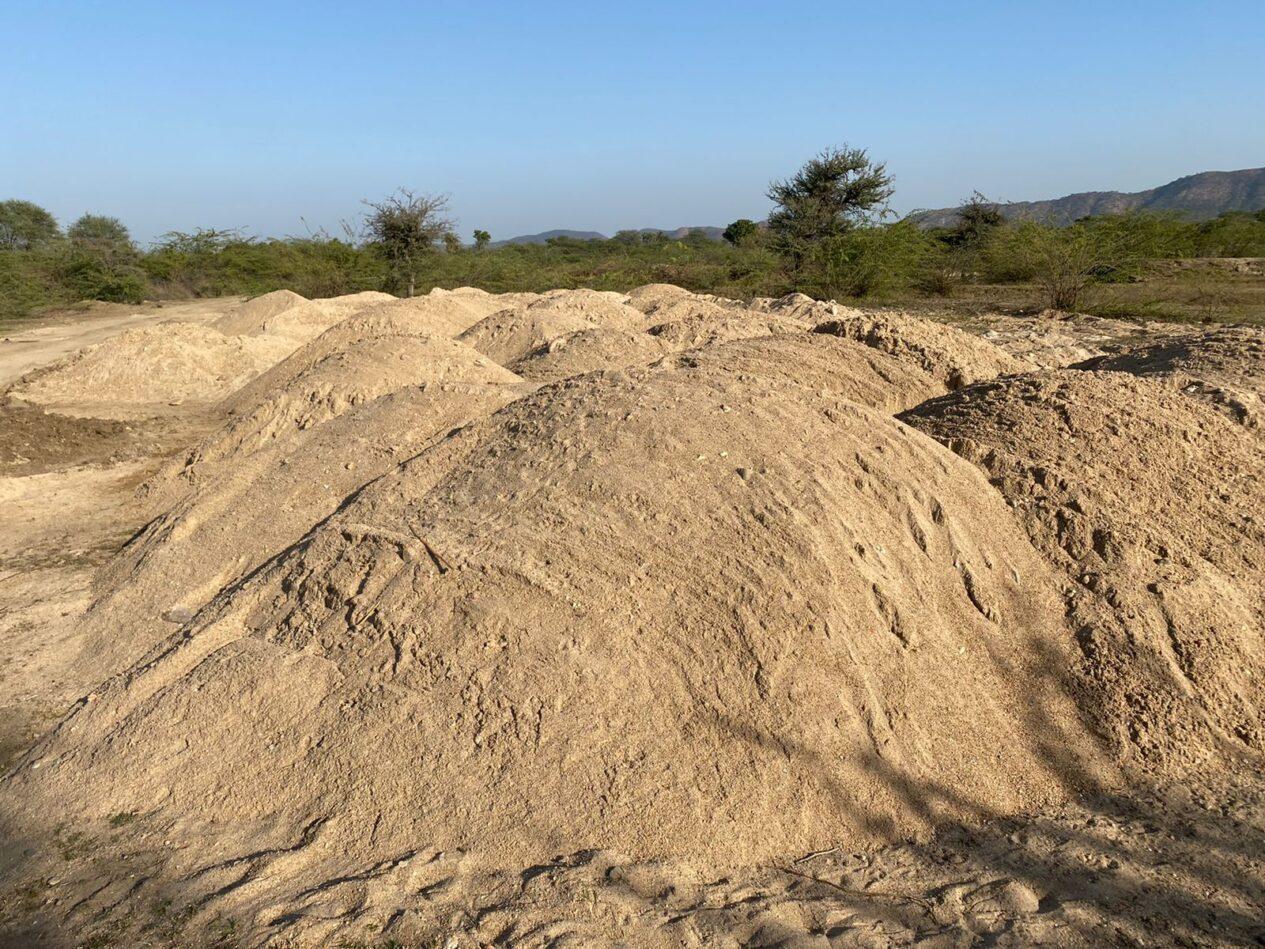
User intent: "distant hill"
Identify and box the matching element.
[910,167,1265,228]
[490,229,606,247]
[492,225,724,247]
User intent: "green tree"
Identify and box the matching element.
[722,219,760,246]
[767,146,894,264]
[946,192,1004,249]
[67,214,133,248]
[443,232,462,254]
[473,229,491,250]
[0,199,61,250]
[58,214,147,303]
[362,189,453,296]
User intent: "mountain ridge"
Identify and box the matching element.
[909,168,1265,228]
[490,226,724,247]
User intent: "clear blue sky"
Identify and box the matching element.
[3,0,1262,244]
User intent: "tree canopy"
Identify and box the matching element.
[766,146,893,263]
[0,200,61,250]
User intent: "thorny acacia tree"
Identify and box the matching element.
[767,146,894,265]
[362,190,453,296]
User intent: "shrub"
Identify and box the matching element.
[800,221,934,299]
[997,221,1129,311]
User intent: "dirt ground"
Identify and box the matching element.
[0,298,1262,947]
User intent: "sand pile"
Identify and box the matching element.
[257,291,398,345]
[210,289,308,336]
[508,328,671,383]
[648,307,808,350]
[423,286,542,324]
[902,370,1265,769]
[1075,326,1265,433]
[814,310,1031,389]
[155,334,520,494]
[211,290,398,346]
[457,292,645,365]
[657,333,945,413]
[213,294,513,422]
[80,381,528,676]
[4,347,1118,941]
[4,323,293,418]
[751,291,861,324]
[623,282,705,313]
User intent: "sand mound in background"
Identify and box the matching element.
[509,328,671,383]
[457,293,645,365]
[4,324,293,418]
[751,291,861,324]
[4,352,1116,942]
[903,370,1265,769]
[258,291,398,345]
[210,290,308,336]
[647,309,808,350]
[657,334,944,413]
[814,310,1031,389]
[156,335,520,494]
[213,295,509,424]
[1075,326,1265,433]
[619,285,733,320]
[80,382,527,677]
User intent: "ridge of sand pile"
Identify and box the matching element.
[421,286,542,324]
[457,292,646,365]
[79,381,529,677]
[902,370,1265,769]
[657,334,945,412]
[1074,326,1265,433]
[624,282,737,316]
[647,306,809,350]
[5,323,293,418]
[508,327,671,382]
[751,291,863,324]
[814,310,1031,389]
[214,294,517,422]
[213,290,398,346]
[4,352,1117,939]
[156,334,521,493]
[210,289,308,336]
[259,291,398,345]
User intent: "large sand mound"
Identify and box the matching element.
[80,381,528,677]
[902,370,1265,769]
[210,289,308,336]
[158,334,521,493]
[648,308,808,350]
[4,352,1115,940]
[509,327,671,382]
[212,290,398,346]
[657,333,945,413]
[1075,326,1265,433]
[814,310,1031,389]
[259,291,398,345]
[213,295,505,424]
[4,323,293,418]
[457,292,646,365]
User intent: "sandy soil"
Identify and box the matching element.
[0,299,240,389]
[0,294,1263,947]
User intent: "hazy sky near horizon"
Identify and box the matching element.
[3,0,1262,244]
